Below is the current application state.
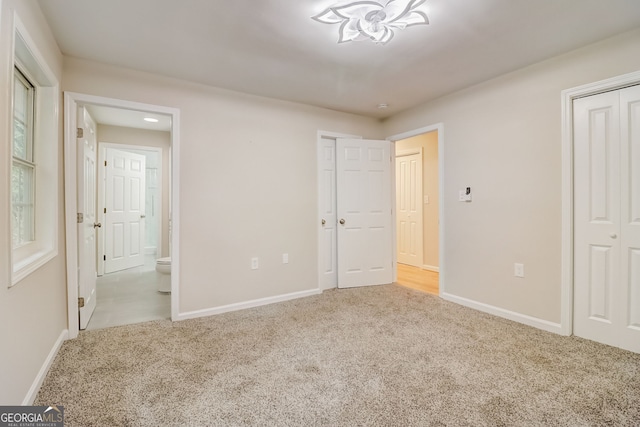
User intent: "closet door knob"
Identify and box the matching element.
[339,219,345,225]
[321,219,326,226]
[610,233,617,239]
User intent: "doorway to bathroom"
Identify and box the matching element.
[64,92,180,339]
[85,141,170,330]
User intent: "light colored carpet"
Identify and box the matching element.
[36,285,640,426]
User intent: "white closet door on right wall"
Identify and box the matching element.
[573,85,640,353]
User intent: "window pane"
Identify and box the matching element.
[13,70,32,162]
[11,161,34,246]
[14,75,27,121]
[13,117,27,159]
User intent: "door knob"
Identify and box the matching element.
[610,233,617,239]
[321,219,326,226]
[140,214,146,219]
[339,219,345,225]
[93,222,102,228]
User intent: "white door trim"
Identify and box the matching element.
[97,143,164,276]
[560,70,640,336]
[386,123,444,296]
[63,92,181,339]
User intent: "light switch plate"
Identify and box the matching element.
[514,263,524,278]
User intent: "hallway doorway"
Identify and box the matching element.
[394,129,440,295]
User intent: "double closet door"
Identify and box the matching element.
[318,138,394,289]
[573,85,640,353]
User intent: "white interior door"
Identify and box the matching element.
[573,85,640,353]
[77,106,98,329]
[318,137,338,289]
[104,148,146,273]
[396,152,423,267]
[336,138,393,288]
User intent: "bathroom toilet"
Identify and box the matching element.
[156,257,171,293]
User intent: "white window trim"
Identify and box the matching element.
[9,14,59,286]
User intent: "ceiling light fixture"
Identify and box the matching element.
[312,0,429,45]
[144,117,159,123]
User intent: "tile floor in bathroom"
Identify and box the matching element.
[85,255,171,331]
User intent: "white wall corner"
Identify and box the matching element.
[176,289,322,322]
[441,293,563,335]
[22,329,68,405]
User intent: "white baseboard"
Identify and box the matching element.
[441,292,564,335]
[23,329,68,405]
[423,265,439,273]
[176,288,323,321]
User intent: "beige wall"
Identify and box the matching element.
[396,132,439,269]
[383,29,640,324]
[97,125,171,257]
[63,57,383,314]
[0,0,66,405]
[3,2,640,405]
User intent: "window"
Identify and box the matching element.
[12,67,36,248]
[9,16,59,285]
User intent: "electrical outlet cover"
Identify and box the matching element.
[514,263,524,278]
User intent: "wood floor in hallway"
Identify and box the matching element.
[396,263,439,295]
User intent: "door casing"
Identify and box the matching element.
[63,92,181,339]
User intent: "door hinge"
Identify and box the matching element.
[104,160,107,167]
[104,208,106,214]
[103,255,106,261]
[78,297,85,308]
[77,213,84,223]
[77,127,84,138]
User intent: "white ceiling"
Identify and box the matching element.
[39,0,640,119]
